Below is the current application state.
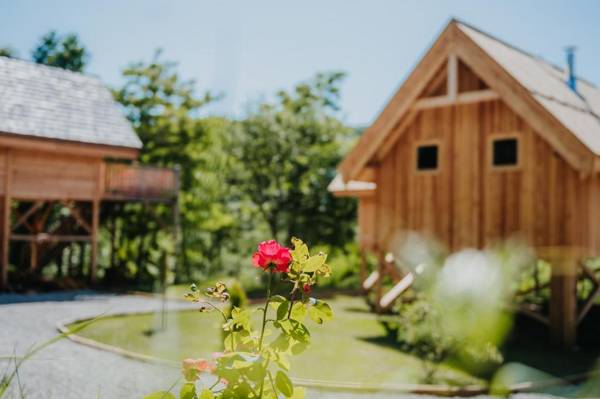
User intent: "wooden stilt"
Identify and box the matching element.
[359,250,367,288]
[549,249,578,347]
[90,199,99,284]
[374,251,385,313]
[1,151,12,289]
[29,242,37,272]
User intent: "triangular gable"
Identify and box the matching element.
[338,19,598,182]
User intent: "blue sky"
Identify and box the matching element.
[1,0,599,126]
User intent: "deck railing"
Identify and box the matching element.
[104,163,178,201]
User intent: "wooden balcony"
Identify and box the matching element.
[103,163,178,201]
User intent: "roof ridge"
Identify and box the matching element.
[0,55,102,83]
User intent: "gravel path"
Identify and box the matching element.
[0,292,564,399]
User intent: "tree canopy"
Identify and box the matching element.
[232,72,356,247]
[32,31,89,72]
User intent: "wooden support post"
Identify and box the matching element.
[90,199,99,284]
[90,161,105,285]
[549,249,578,347]
[359,251,367,288]
[374,251,385,313]
[1,150,12,289]
[447,53,458,100]
[29,242,37,271]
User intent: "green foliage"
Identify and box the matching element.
[147,238,332,398]
[231,72,356,246]
[112,52,240,282]
[394,298,455,383]
[31,31,89,71]
[0,47,16,58]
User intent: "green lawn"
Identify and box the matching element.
[71,295,479,387]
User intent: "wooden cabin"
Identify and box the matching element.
[330,20,600,345]
[0,56,178,289]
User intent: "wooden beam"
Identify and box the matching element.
[545,249,578,347]
[447,53,458,100]
[0,150,11,289]
[11,234,91,242]
[12,201,43,231]
[61,201,92,234]
[0,131,139,160]
[376,110,419,161]
[356,167,376,182]
[332,189,375,198]
[413,89,500,110]
[90,162,102,284]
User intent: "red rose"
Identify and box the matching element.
[252,240,292,272]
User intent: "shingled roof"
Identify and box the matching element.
[0,56,142,149]
[458,21,600,156]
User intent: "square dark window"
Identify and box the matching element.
[416,145,438,171]
[492,138,518,167]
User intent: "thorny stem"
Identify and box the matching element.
[287,287,297,319]
[198,301,228,322]
[268,371,277,395]
[258,269,273,352]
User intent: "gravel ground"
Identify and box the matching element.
[0,292,564,399]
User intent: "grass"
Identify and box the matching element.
[70,295,479,387]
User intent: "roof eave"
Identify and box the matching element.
[0,131,140,159]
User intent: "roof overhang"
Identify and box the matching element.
[0,131,139,159]
[328,173,376,197]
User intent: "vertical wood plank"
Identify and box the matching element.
[447,54,458,100]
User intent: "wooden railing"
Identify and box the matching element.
[104,163,178,201]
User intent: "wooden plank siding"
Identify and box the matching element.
[371,98,593,253]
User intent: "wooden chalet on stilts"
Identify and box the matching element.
[0,56,178,289]
[330,20,600,346]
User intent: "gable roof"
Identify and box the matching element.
[337,19,600,182]
[0,56,142,150]
[458,22,600,157]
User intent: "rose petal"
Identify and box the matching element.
[258,240,281,257]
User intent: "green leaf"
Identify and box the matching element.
[269,295,287,310]
[290,302,306,322]
[316,263,332,277]
[271,333,290,351]
[277,300,291,320]
[290,341,308,355]
[291,237,309,261]
[308,301,333,324]
[179,383,196,399]
[198,388,214,399]
[143,392,176,399]
[302,252,327,273]
[275,370,294,397]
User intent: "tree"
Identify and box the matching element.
[32,31,89,72]
[114,52,240,281]
[232,72,357,247]
[0,47,16,58]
